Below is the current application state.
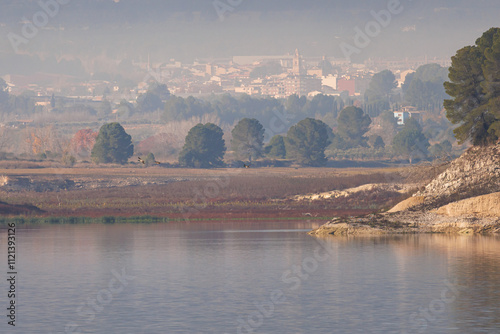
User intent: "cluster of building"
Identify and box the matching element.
[139,50,449,100]
[1,50,450,126]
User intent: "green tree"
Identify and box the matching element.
[405,79,442,111]
[147,82,170,101]
[364,70,396,117]
[97,99,112,117]
[444,28,500,145]
[285,118,331,166]
[91,123,134,164]
[116,99,135,118]
[179,123,226,168]
[404,64,449,111]
[304,94,339,118]
[144,152,156,166]
[429,140,453,159]
[231,118,265,161]
[264,135,286,158]
[162,96,210,122]
[336,106,372,148]
[0,78,10,111]
[285,94,307,117]
[372,135,385,149]
[367,70,397,98]
[392,118,430,164]
[380,110,399,140]
[137,92,163,113]
[163,95,188,121]
[50,93,56,109]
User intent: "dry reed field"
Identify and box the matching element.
[0,165,432,220]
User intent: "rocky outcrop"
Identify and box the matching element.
[414,144,500,209]
[310,143,500,236]
[308,211,500,236]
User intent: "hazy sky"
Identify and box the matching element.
[1,0,499,70]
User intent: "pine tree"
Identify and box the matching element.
[231,118,265,161]
[444,28,500,145]
[373,136,385,150]
[91,123,134,164]
[392,118,429,164]
[179,123,226,168]
[336,106,372,148]
[285,118,331,166]
[265,135,286,159]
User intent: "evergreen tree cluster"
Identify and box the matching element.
[444,27,500,145]
[364,70,397,117]
[164,93,345,128]
[404,63,449,112]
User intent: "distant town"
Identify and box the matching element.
[2,50,450,106]
[0,49,457,166]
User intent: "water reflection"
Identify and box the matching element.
[0,223,499,333]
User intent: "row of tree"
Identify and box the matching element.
[163,93,348,127]
[90,104,434,167]
[18,28,500,166]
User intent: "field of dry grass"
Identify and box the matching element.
[0,164,441,220]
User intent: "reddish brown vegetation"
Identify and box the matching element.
[136,133,179,157]
[70,129,98,157]
[0,169,407,219]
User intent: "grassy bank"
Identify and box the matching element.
[0,215,170,228]
[0,215,336,228]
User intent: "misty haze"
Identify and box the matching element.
[1,1,500,334]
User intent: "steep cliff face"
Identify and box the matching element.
[415,143,500,209]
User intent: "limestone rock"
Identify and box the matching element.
[310,143,500,235]
[435,192,500,218]
[414,143,500,209]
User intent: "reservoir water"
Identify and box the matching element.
[1,221,500,333]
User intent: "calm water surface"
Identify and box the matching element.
[1,221,500,334]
